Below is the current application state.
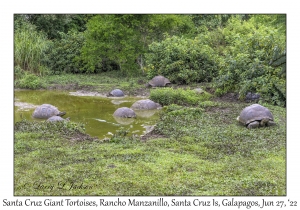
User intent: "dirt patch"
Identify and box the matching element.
[213,92,240,103]
[205,106,232,114]
[67,131,98,142]
[140,132,167,141]
[14,101,37,110]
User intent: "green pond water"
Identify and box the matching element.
[14,90,160,139]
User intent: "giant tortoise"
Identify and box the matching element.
[146,75,171,87]
[107,89,125,97]
[131,99,161,110]
[237,104,275,129]
[32,104,66,119]
[113,107,136,118]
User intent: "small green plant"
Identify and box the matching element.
[109,127,140,144]
[17,73,45,89]
[109,127,129,143]
[149,87,212,106]
[14,65,25,81]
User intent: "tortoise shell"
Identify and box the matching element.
[131,99,161,110]
[238,104,274,125]
[108,89,125,97]
[113,107,136,118]
[32,104,65,119]
[148,76,171,87]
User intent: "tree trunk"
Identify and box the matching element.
[137,54,144,74]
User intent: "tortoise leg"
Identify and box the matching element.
[267,120,276,126]
[247,121,260,129]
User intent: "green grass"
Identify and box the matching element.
[14,100,286,196]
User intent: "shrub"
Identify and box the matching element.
[44,31,85,74]
[14,65,25,81]
[145,35,219,84]
[17,73,45,89]
[149,87,212,106]
[213,16,286,106]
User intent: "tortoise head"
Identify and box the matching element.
[57,111,66,116]
[260,118,269,126]
[145,83,151,88]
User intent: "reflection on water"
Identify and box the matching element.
[134,109,159,118]
[110,99,130,105]
[14,90,160,139]
[113,116,135,125]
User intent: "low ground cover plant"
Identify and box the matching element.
[149,87,212,106]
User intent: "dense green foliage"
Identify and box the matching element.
[80,14,194,74]
[213,16,286,106]
[190,14,234,30]
[145,35,219,84]
[24,14,94,39]
[14,14,286,106]
[81,15,139,73]
[44,31,85,74]
[14,20,50,75]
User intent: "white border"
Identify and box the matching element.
[2,0,299,209]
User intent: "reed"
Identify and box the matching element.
[14,23,50,75]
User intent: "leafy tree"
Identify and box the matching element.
[190,14,232,29]
[250,14,286,34]
[25,14,95,39]
[80,14,194,74]
[81,15,139,73]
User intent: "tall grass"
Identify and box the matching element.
[14,22,50,75]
